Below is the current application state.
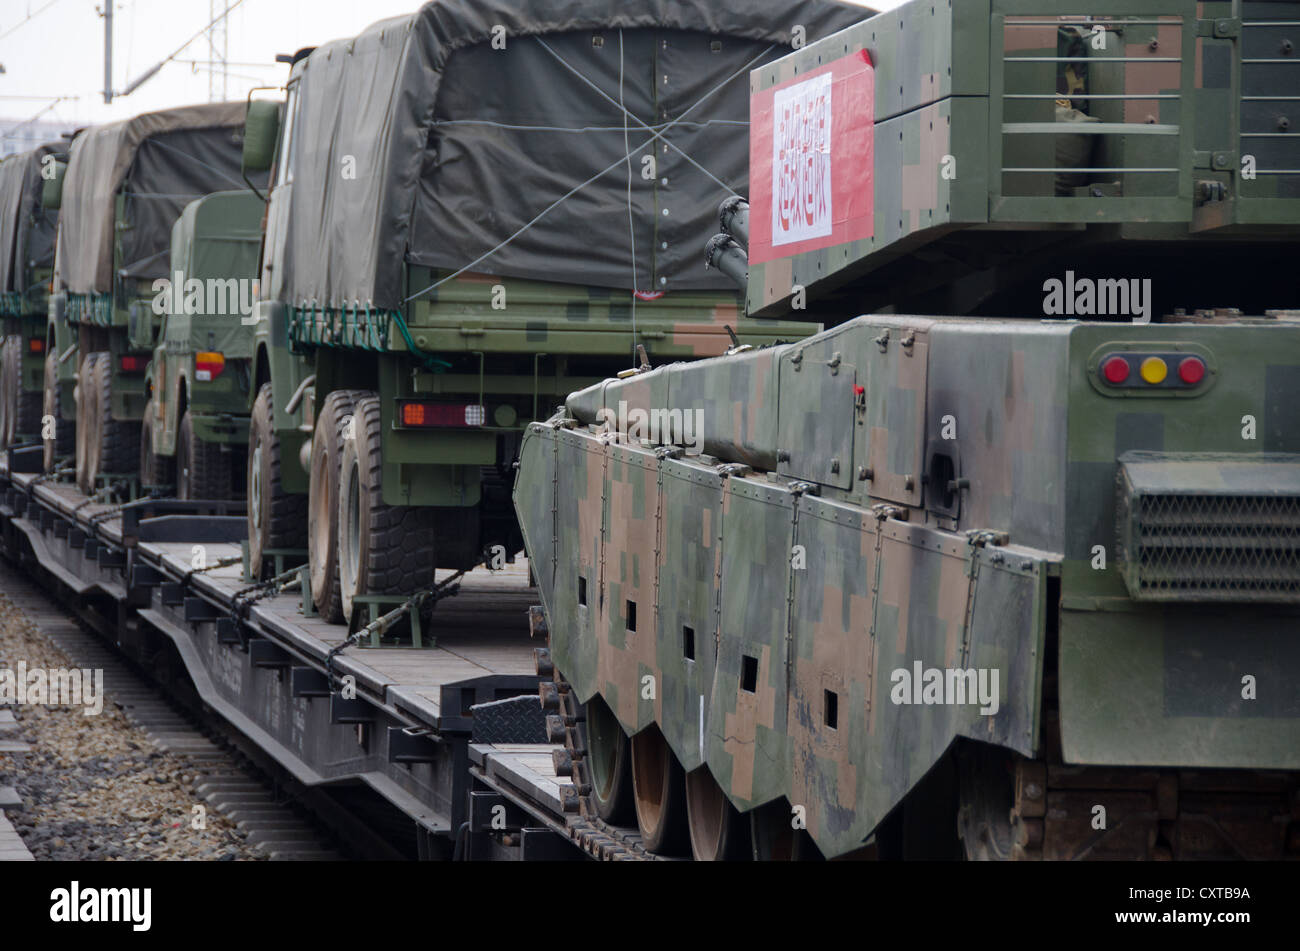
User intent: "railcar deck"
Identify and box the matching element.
[0,454,574,859]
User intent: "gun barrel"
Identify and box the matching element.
[704,233,748,291]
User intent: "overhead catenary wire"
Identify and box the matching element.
[0,0,66,42]
[118,0,249,97]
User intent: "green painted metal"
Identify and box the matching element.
[513,0,1300,859]
[148,190,263,458]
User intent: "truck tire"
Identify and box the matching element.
[43,347,72,472]
[139,400,175,493]
[177,410,230,500]
[75,353,99,494]
[0,337,35,449]
[336,394,436,624]
[80,351,141,494]
[248,382,306,579]
[308,388,363,623]
[0,336,17,448]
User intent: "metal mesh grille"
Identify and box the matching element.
[1127,492,1300,601]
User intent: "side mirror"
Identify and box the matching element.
[242,100,281,174]
[41,161,67,210]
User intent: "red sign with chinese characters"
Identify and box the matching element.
[748,49,874,265]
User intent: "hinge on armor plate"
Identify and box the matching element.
[1196,17,1239,38]
[717,463,752,478]
[550,417,577,430]
[654,446,684,460]
[874,329,890,352]
[870,502,906,521]
[965,529,1009,547]
[789,481,819,497]
[900,331,915,355]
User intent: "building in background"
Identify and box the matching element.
[0,119,77,159]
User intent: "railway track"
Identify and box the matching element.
[0,557,345,861]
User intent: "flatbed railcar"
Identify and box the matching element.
[0,455,600,861]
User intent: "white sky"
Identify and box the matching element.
[0,0,902,136]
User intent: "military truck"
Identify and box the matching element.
[139,190,265,498]
[44,102,266,491]
[513,0,1300,860]
[0,141,67,450]
[241,0,864,623]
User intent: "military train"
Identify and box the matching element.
[0,0,1295,861]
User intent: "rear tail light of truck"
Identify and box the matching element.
[1098,352,1207,390]
[397,401,485,428]
[195,352,225,381]
[28,338,44,354]
[119,355,147,373]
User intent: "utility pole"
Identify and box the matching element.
[208,0,230,102]
[101,2,114,104]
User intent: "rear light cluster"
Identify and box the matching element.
[397,400,486,428]
[195,352,225,381]
[1099,352,1207,390]
[119,355,147,373]
[28,338,44,354]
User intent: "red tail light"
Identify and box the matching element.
[119,355,147,373]
[397,401,485,428]
[195,352,225,381]
[28,338,44,354]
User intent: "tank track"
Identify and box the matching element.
[1007,759,1300,861]
[535,643,667,861]
[999,694,1300,860]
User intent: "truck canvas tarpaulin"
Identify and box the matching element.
[0,142,65,296]
[282,0,866,311]
[55,102,252,295]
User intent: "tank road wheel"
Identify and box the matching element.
[750,798,822,861]
[336,394,435,625]
[584,694,633,824]
[685,765,751,861]
[177,410,230,501]
[308,389,361,623]
[139,400,175,493]
[630,724,689,855]
[956,744,1016,861]
[43,348,72,472]
[79,352,140,494]
[248,382,306,579]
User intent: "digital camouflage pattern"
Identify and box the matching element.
[516,311,1300,859]
[514,0,1300,859]
[745,0,1299,318]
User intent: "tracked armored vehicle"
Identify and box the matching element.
[44,103,266,492]
[514,0,1300,860]
[243,0,864,626]
[0,141,66,450]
